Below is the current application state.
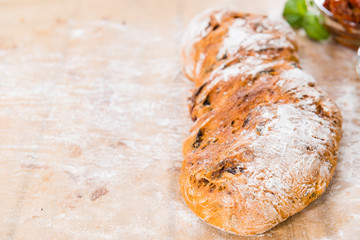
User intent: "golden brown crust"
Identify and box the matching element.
[180,8,342,236]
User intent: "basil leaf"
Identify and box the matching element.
[283,0,307,28]
[302,12,330,40]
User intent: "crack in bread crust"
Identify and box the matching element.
[179,8,342,236]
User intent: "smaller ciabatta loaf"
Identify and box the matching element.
[179,8,342,236]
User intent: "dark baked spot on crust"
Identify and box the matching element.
[256,121,266,135]
[312,135,325,141]
[198,178,210,187]
[209,182,217,192]
[204,22,212,32]
[195,83,207,98]
[226,168,237,174]
[203,95,211,106]
[194,177,227,192]
[217,52,228,61]
[267,88,275,96]
[226,166,245,175]
[242,113,251,127]
[213,23,220,31]
[211,165,226,179]
[305,145,315,151]
[316,103,326,117]
[192,129,204,149]
[258,68,275,76]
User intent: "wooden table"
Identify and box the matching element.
[0,0,359,239]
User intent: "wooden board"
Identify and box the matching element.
[0,0,359,239]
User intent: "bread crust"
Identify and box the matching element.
[179,8,342,236]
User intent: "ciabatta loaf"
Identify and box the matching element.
[179,8,342,236]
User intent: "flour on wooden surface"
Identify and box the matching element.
[0,17,191,239]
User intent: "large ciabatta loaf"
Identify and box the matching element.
[179,8,342,236]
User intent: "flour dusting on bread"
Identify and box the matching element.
[180,8,342,236]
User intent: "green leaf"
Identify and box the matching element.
[302,12,330,40]
[283,0,307,28]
